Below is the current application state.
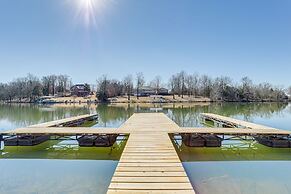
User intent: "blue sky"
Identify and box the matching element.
[0,0,290,86]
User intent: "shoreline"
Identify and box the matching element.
[1,100,289,105]
[1,94,290,105]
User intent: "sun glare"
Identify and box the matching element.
[72,0,110,28]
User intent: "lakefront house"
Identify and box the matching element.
[70,84,90,97]
[137,86,169,96]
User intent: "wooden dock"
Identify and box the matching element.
[107,113,195,194]
[2,112,291,193]
[177,127,291,136]
[2,127,121,135]
[28,114,98,128]
[0,114,99,147]
[201,113,277,130]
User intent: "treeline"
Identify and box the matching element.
[168,72,289,102]
[96,71,290,102]
[0,72,290,103]
[0,74,71,102]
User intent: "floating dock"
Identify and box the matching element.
[200,113,277,130]
[177,127,291,135]
[1,112,291,193]
[107,113,195,194]
[29,114,98,127]
[1,114,99,147]
[199,113,291,147]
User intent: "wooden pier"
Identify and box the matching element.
[28,114,98,127]
[2,112,291,193]
[199,113,291,148]
[107,113,195,194]
[0,114,99,147]
[200,113,277,130]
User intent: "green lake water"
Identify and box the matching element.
[1,102,291,194]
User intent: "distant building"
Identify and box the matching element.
[158,88,169,95]
[138,86,156,96]
[137,86,169,96]
[70,84,90,97]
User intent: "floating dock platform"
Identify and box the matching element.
[2,114,99,146]
[199,113,291,147]
[1,112,291,193]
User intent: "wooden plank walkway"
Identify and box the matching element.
[177,127,291,135]
[4,126,291,136]
[28,114,98,128]
[1,127,121,135]
[201,113,277,130]
[107,113,195,194]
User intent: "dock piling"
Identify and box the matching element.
[0,134,3,150]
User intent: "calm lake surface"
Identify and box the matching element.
[1,102,291,194]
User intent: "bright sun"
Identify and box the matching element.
[73,0,109,28]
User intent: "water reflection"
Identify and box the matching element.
[0,102,289,130]
[94,104,134,127]
[0,159,117,194]
[0,138,127,160]
[174,138,291,161]
[184,161,291,194]
[0,104,89,130]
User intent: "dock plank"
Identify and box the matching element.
[109,182,193,190]
[107,190,195,194]
[111,176,190,183]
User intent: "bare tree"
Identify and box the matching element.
[57,75,69,95]
[240,76,254,101]
[192,73,199,97]
[169,75,176,99]
[199,75,212,97]
[96,75,109,102]
[136,72,145,99]
[287,86,291,97]
[177,71,186,98]
[50,75,57,96]
[123,74,133,101]
[186,73,199,97]
[151,75,162,95]
[26,74,42,101]
[211,76,232,101]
